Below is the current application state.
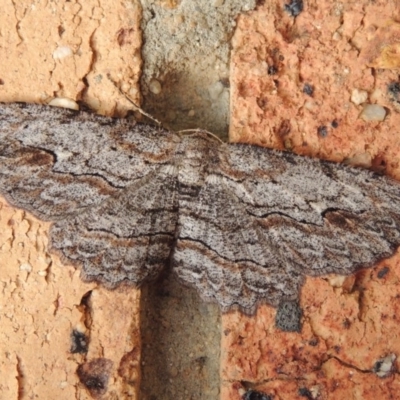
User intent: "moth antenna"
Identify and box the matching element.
[106,73,162,126]
[177,128,224,144]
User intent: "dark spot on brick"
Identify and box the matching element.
[243,389,273,400]
[317,125,328,137]
[342,318,351,329]
[303,83,313,96]
[372,355,395,377]
[374,360,384,371]
[85,377,104,391]
[70,330,88,354]
[377,266,389,279]
[237,335,245,345]
[308,337,319,346]
[388,81,400,102]
[275,300,302,332]
[58,25,65,36]
[77,358,113,396]
[331,119,339,128]
[298,387,313,399]
[0,79,4,85]
[268,65,278,75]
[285,0,303,17]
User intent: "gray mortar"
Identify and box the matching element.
[140,273,221,399]
[139,1,257,397]
[140,0,256,139]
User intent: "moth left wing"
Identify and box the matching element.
[0,103,178,220]
[50,165,179,287]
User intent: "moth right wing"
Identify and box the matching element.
[173,138,400,313]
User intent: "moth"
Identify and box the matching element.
[1,102,400,315]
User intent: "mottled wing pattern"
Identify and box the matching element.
[0,103,180,286]
[2,103,400,313]
[173,137,400,312]
[0,103,178,219]
[50,166,179,287]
